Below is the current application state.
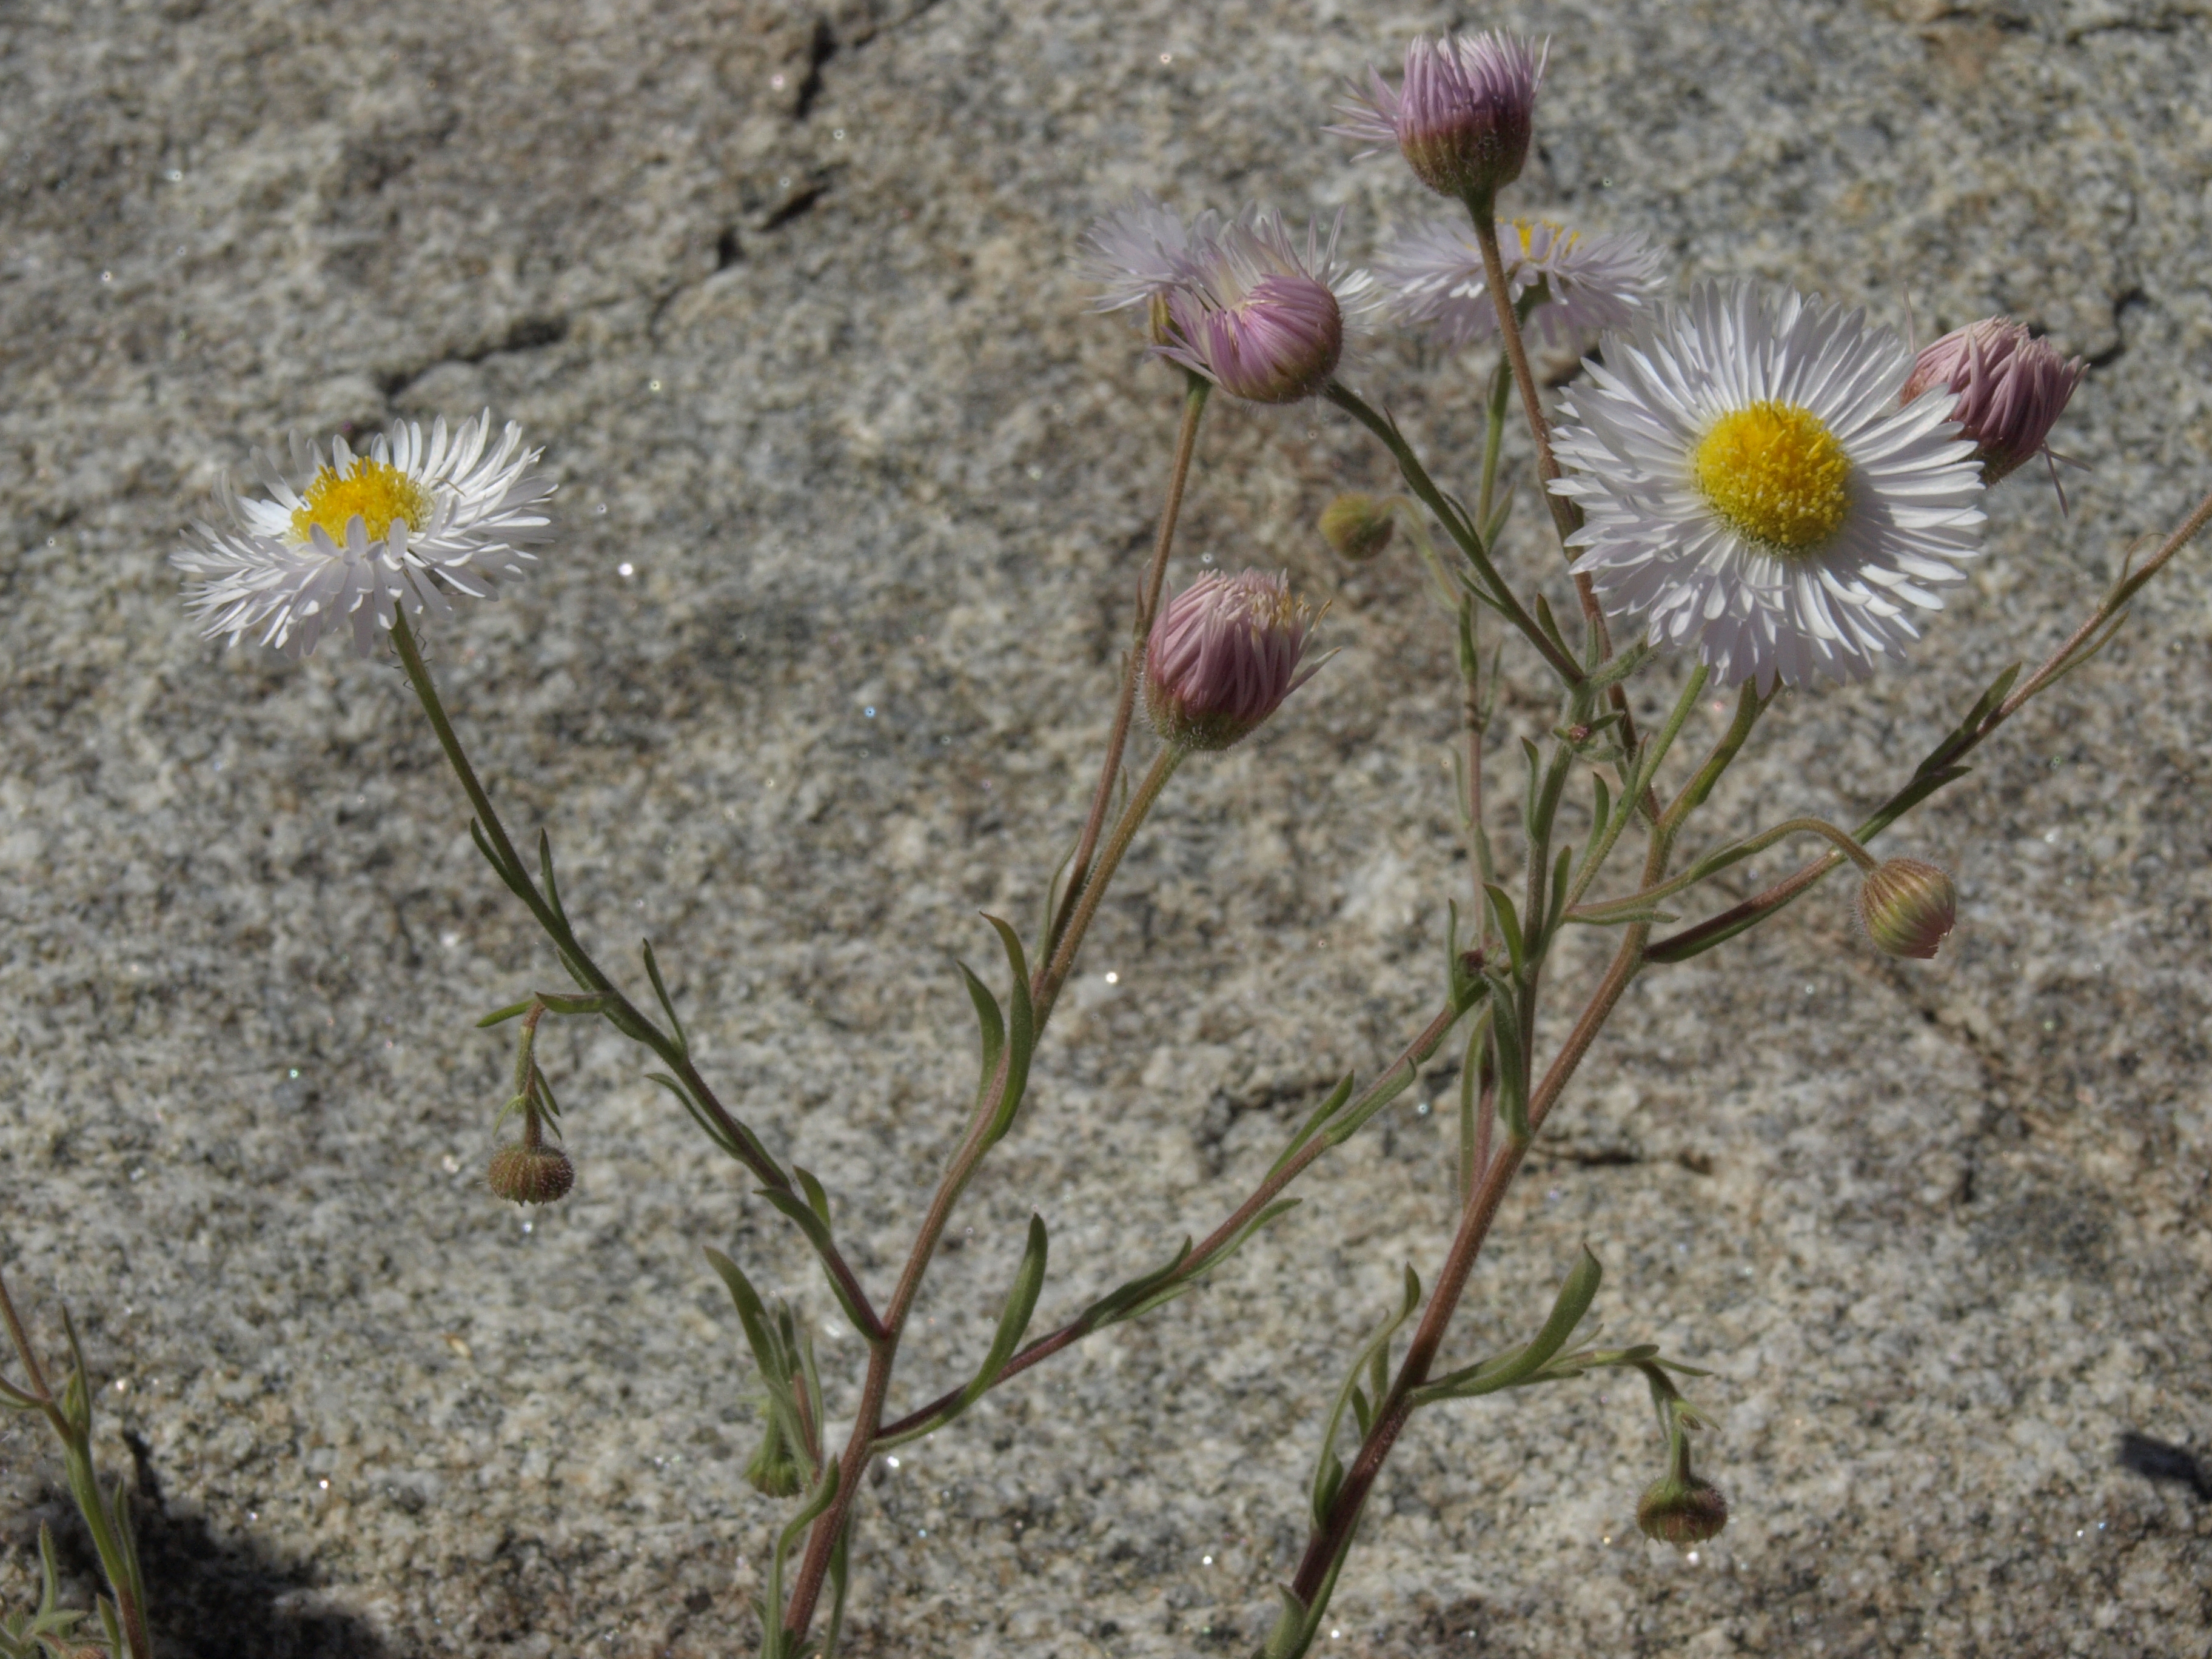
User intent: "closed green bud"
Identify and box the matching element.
[1635,1472,1729,1545]
[1857,857,1957,960]
[744,1412,805,1498]
[1318,492,1396,561]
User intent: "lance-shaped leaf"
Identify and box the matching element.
[537,828,571,927]
[1483,884,1527,973]
[1113,1199,1300,1327]
[1584,639,1655,694]
[640,939,689,1057]
[877,1215,1050,1450]
[956,959,1006,1118]
[1310,1265,1421,1527]
[1269,1074,1358,1176]
[1080,1238,1195,1330]
[794,1166,833,1227]
[1918,660,2021,776]
[979,916,1036,1147]
[756,1460,842,1659]
[1412,1245,1602,1406]
[757,1188,882,1341]
[648,1071,745,1164]
[469,817,536,905]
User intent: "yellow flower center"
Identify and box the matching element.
[290,458,432,545]
[1692,401,1852,554]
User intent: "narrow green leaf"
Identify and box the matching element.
[703,1248,780,1378]
[1483,884,1526,972]
[640,939,689,1057]
[981,916,1036,1146]
[1270,1075,1357,1175]
[469,819,535,903]
[538,828,568,924]
[1919,660,2022,774]
[1414,1245,1603,1404]
[1309,1265,1421,1528]
[649,1072,743,1162]
[794,1166,833,1227]
[1082,1238,1194,1328]
[955,960,1005,1116]
[759,1190,876,1339]
[1546,845,1574,939]
[957,1215,1048,1411]
[476,999,537,1028]
[1116,1200,1301,1324]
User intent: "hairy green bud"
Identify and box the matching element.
[1318,492,1396,561]
[1857,856,1956,960]
[1636,1472,1729,1544]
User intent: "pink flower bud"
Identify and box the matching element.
[1144,570,1322,751]
[1331,33,1547,203]
[1857,857,1957,960]
[1902,318,2085,485]
[1161,213,1362,404]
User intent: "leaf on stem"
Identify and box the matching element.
[793,1166,834,1227]
[1483,884,1527,973]
[757,1189,880,1341]
[640,940,689,1059]
[537,828,569,926]
[1919,660,2021,774]
[1269,1074,1358,1176]
[758,1460,842,1659]
[1081,1238,1195,1330]
[1411,1245,1603,1405]
[979,916,1037,1148]
[649,1072,746,1163]
[879,1215,1051,1450]
[469,819,537,905]
[954,962,1006,1118]
[1310,1265,1422,1527]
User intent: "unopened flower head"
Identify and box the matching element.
[1636,1473,1729,1546]
[1549,281,1985,691]
[486,1138,575,1205]
[173,412,554,659]
[1330,32,1547,202]
[1900,317,2085,485]
[1160,212,1369,404]
[1145,569,1322,751]
[1857,857,1957,959]
[1082,193,1225,343]
[1375,217,1665,349]
[1319,492,1397,561]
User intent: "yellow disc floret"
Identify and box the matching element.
[1692,401,1852,554]
[290,458,432,546]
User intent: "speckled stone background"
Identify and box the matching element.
[4,1,2211,1654]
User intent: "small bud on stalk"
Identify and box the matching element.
[745,1412,806,1498]
[1857,857,1957,960]
[1319,492,1396,560]
[1332,32,1547,203]
[1636,1472,1729,1545]
[487,1111,575,1205]
[1144,569,1323,751]
[1902,318,2085,486]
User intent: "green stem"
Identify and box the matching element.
[387,614,885,1340]
[780,745,1188,1643]
[1324,381,1585,688]
[1570,814,1877,923]
[1647,484,2212,964]
[1475,355,1511,536]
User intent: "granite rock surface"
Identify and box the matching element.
[4,1,2212,1655]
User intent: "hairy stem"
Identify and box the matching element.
[1050,377,1210,956]
[781,747,1188,1641]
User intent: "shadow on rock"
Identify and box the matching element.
[23,1465,390,1659]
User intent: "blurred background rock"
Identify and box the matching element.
[2,1,2209,1654]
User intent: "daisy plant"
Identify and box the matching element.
[147,26,2211,1659]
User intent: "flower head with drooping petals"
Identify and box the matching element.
[1158,211,1370,404]
[1081,192,1224,321]
[1375,216,1666,349]
[1900,317,2085,486]
[1330,32,1547,201]
[1549,281,1986,692]
[174,412,554,659]
[1145,569,1323,750]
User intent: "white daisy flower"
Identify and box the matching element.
[174,412,554,659]
[1549,281,1983,691]
[1375,216,1665,348]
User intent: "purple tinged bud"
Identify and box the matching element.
[1902,318,2085,485]
[1144,569,1322,751]
[1330,32,1547,202]
[1158,211,1365,405]
[1857,857,1957,960]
